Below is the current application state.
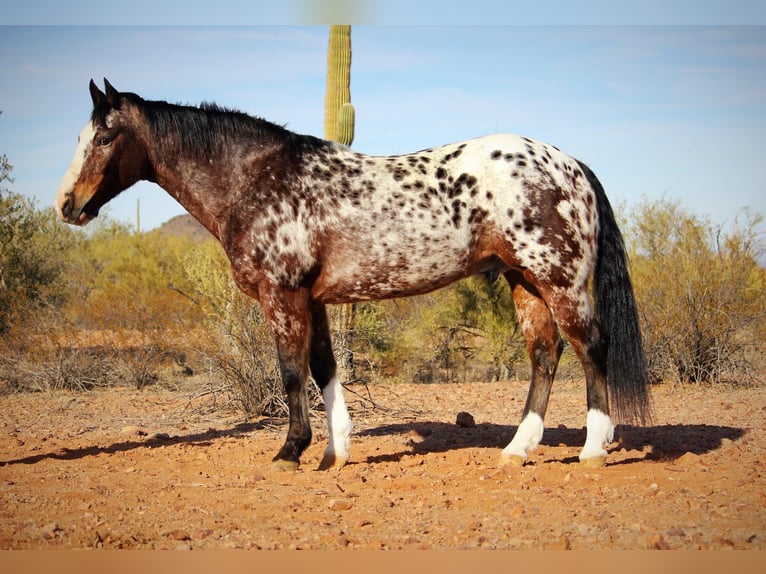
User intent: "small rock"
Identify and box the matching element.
[456,412,476,428]
[329,498,354,511]
[167,529,191,541]
[675,452,700,466]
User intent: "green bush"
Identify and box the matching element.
[0,190,78,333]
[624,199,765,385]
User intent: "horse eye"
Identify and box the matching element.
[97,136,112,147]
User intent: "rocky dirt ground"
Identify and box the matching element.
[1,379,765,550]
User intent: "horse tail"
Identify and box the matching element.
[578,160,651,425]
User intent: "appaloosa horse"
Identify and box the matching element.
[56,79,650,470]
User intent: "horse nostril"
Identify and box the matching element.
[61,195,74,219]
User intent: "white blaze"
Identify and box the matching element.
[55,121,94,219]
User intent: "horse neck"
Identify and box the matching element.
[149,155,230,239]
[138,112,269,240]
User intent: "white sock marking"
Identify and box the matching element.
[502,412,544,461]
[579,409,614,461]
[322,377,352,463]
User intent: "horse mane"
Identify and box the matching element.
[94,92,323,160]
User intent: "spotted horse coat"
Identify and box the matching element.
[56,80,650,472]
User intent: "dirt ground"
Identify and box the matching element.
[1,378,765,550]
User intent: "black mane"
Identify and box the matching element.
[94,92,325,160]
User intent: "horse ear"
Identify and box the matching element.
[89,78,107,107]
[103,78,121,109]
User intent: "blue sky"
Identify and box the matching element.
[1,4,765,236]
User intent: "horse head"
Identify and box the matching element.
[55,79,152,225]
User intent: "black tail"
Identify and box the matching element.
[578,161,651,425]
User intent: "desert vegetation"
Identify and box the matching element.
[1,147,764,415]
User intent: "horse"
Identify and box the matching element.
[56,79,650,470]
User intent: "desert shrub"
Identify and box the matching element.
[0,306,128,393]
[624,199,765,386]
[59,221,209,388]
[65,222,203,331]
[0,190,79,334]
[358,275,527,384]
[1,343,120,393]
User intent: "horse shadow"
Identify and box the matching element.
[0,421,269,467]
[1,419,745,468]
[355,420,746,466]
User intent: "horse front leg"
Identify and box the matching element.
[308,302,353,470]
[500,273,563,466]
[258,286,314,471]
[272,343,313,470]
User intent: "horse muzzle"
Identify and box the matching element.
[56,191,99,225]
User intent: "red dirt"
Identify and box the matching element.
[1,379,765,549]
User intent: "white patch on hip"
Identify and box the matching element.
[55,121,94,218]
[579,409,614,461]
[322,377,352,464]
[501,411,544,461]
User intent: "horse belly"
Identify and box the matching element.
[311,244,475,304]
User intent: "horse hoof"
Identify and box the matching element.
[271,458,300,472]
[499,454,527,467]
[317,454,348,471]
[579,455,607,469]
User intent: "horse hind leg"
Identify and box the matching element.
[543,288,614,468]
[575,322,614,468]
[308,302,353,470]
[500,272,564,466]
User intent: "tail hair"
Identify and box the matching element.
[578,161,651,425]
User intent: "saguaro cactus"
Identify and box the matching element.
[324,25,357,381]
[324,25,355,146]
